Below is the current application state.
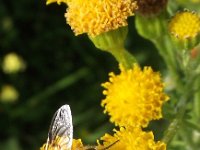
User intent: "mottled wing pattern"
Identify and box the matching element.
[46,105,73,150]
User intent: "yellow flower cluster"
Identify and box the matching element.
[169,11,200,40]
[43,0,170,148]
[98,127,166,150]
[102,64,169,127]
[46,0,137,37]
[98,64,168,149]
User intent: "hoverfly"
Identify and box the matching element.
[44,104,118,150]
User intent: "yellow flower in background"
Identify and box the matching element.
[97,127,166,150]
[102,64,169,127]
[46,0,138,37]
[0,85,19,102]
[2,53,26,74]
[169,11,200,40]
[191,0,200,3]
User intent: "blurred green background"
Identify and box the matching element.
[0,0,199,150]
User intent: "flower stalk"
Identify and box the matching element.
[109,48,137,69]
[89,27,137,69]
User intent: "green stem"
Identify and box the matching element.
[194,84,200,121]
[152,36,186,95]
[162,81,194,144]
[162,99,186,144]
[28,68,89,106]
[11,68,89,118]
[109,48,137,69]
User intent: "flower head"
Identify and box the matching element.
[101,64,169,127]
[0,85,19,102]
[98,127,166,150]
[46,0,137,37]
[169,10,200,40]
[2,53,26,74]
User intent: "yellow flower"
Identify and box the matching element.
[0,85,19,102]
[169,10,200,40]
[2,53,26,74]
[40,137,85,150]
[97,127,166,150]
[46,0,137,37]
[101,64,169,127]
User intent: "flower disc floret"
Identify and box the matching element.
[169,11,200,40]
[101,64,169,127]
[65,0,137,36]
[97,127,166,150]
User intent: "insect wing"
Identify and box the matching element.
[46,104,73,150]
